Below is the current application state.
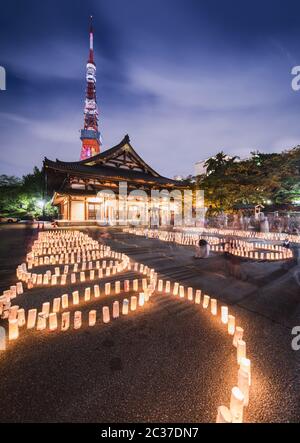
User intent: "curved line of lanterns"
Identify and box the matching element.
[0,230,253,423]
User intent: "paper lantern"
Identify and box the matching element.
[105,283,111,296]
[17,308,26,327]
[42,302,50,317]
[230,386,244,423]
[106,268,111,277]
[227,315,235,335]
[238,368,249,406]
[237,339,246,364]
[94,285,100,298]
[158,280,163,292]
[165,281,171,294]
[173,282,179,296]
[51,275,57,286]
[61,274,67,285]
[98,269,103,278]
[74,311,82,329]
[72,291,79,305]
[133,279,139,291]
[9,305,19,321]
[187,287,193,301]
[80,272,85,282]
[49,313,58,331]
[216,405,232,423]
[113,301,119,319]
[43,274,49,285]
[211,298,217,315]
[61,294,68,309]
[233,326,244,347]
[102,306,110,323]
[84,287,91,301]
[122,298,129,315]
[221,306,228,324]
[203,294,210,309]
[61,312,70,331]
[0,326,6,351]
[195,290,201,304]
[130,296,137,311]
[240,357,251,385]
[142,279,148,290]
[115,281,121,294]
[9,319,19,340]
[27,309,37,329]
[89,310,97,326]
[37,313,47,330]
[124,280,130,292]
[53,297,61,313]
[55,267,60,276]
[178,285,184,298]
[64,265,69,274]
[139,292,145,306]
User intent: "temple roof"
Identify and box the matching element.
[44,135,185,187]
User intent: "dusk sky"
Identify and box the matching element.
[1,0,300,178]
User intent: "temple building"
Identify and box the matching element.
[44,18,186,225]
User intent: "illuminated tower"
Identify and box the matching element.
[80,16,101,160]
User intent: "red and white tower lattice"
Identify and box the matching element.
[80,16,101,160]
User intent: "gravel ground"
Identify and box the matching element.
[0,225,299,423]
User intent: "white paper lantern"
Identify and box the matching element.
[240,357,251,385]
[42,302,50,317]
[17,308,26,327]
[74,311,82,329]
[195,290,201,304]
[227,315,235,335]
[61,294,69,309]
[233,326,244,347]
[27,309,37,329]
[187,287,193,301]
[203,294,210,309]
[238,368,250,406]
[113,301,119,319]
[9,319,19,340]
[94,285,100,298]
[105,283,111,296]
[122,298,129,315]
[221,306,228,324]
[130,296,137,311]
[0,326,6,351]
[49,313,58,331]
[53,297,61,313]
[230,386,244,423]
[61,312,70,331]
[89,310,97,326]
[102,306,110,323]
[72,291,79,305]
[139,293,145,306]
[210,298,217,316]
[216,405,232,423]
[37,312,47,330]
[84,287,91,301]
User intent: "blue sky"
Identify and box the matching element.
[1,0,300,178]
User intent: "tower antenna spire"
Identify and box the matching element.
[80,16,101,160]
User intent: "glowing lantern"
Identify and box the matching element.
[122,298,129,315]
[102,306,110,323]
[237,339,246,364]
[131,296,137,311]
[179,285,185,298]
[51,275,57,286]
[238,368,250,406]
[211,298,217,316]
[0,326,5,351]
[42,302,50,317]
[173,282,179,296]
[115,281,120,294]
[233,326,244,347]
[124,280,130,292]
[17,308,26,327]
[98,269,103,278]
[113,301,119,319]
[27,309,37,329]
[94,285,100,298]
[221,306,228,324]
[158,280,163,292]
[142,279,148,290]
[37,313,47,330]
[61,294,68,309]
[53,297,61,313]
[9,319,19,340]
[80,272,85,282]
[133,279,139,291]
[84,287,91,301]
[240,357,251,385]
[106,268,111,277]
[139,293,145,306]
[43,274,49,285]
[195,290,201,304]
[89,310,97,326]
[54,267,60,276]
[74,311,82,329]
[166,281,171,294]
[72,291,79,305]
[187,287,193,301]
[227,315,235,335]
[105,283,111,296]
[203,295,210,309]
[49,313,58,331]
[61,312,70,331]
[216,405,232,423]
[9,305,19,320]
[10,285,17,298]
[230,386,244,423]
